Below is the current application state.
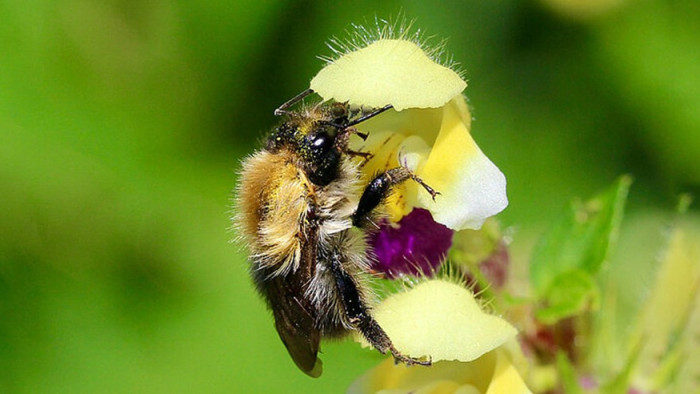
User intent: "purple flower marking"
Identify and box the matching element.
[368,208,454,278]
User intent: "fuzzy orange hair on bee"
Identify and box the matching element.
[233,89,437,377]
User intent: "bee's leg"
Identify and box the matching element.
[346,150,374,167]
[352,167,439,227]
[328,252,431,366]
[347,150,373,159]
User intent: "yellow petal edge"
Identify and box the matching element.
[310,39,466,111]
[348,348,532,394]
[418,97,508,230]
[358,279,517,362]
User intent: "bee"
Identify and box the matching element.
[234,88,437,377]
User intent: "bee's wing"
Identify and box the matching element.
[268,276,323,378]
[271,292,322,377]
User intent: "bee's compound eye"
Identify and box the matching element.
[310,132,332,152]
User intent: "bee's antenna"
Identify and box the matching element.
[274,88,314,116]
[345,104,393,127]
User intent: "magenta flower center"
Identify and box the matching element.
[368,208,454,278]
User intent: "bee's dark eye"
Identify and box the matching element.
[312,134,328,147]
[309,131,332,153]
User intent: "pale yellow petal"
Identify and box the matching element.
[417,97,508,230]
[311,39,466,111]
[408,380,462,394]
[348,349,532,394]
[485,350,533,394]
[358,106,445,146]
[358,279,517,362]
[349,356,496,394]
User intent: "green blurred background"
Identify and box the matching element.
[1,0,698,392]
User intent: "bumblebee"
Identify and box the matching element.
[234,89,436,377]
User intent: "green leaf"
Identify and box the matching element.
[535,270,599,324]
[530,176,631,322]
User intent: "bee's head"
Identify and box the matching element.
[267,103,351,186]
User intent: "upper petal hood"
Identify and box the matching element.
[311,39,466,110]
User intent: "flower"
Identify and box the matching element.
[310,35,508,232]
[349,279,532,394]
[310,30,507,276]
[308,25,522,391]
